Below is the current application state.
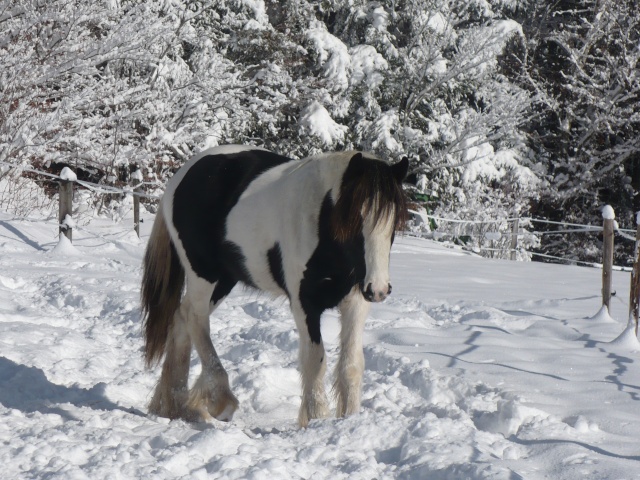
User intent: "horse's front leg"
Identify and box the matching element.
[334,287,371,418]
[292,303,330,427]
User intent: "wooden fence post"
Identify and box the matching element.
[629,212,640,335]
[510,217,519,261]
[602,205,615,310]
[58,167,76,242]
[131,171,142,238]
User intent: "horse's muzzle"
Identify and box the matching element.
[362,282,392,302]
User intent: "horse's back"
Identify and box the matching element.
[164,146,293,285]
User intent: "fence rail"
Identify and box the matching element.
[1,160,160,239]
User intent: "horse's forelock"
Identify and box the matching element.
[331,155,407,242]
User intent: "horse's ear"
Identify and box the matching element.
[346,152,366,177]
[392,157,409,183]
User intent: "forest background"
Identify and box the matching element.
[1,0,638,264]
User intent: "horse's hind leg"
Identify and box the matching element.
[184,274,239,422]
[334,287,370,418]
[148,311,192,419]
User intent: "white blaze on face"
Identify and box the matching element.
[362,206,395,302]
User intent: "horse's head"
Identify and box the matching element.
[332,153,409,303]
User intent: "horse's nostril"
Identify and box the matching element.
[388,283,392,294]
[363,283,374,301]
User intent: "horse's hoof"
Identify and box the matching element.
[187,387,239,423]
[209,391,239,421]
[215,402,237,422]
[298,401,330,428]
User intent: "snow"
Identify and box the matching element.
[299,102,348,147]
[349,45,387,89]
[1,209,640,479]
[131,169,143,182]
[492,19,523,40]
[370,7,389,32]
[426,12,452,35]
[590,304,616,324]
[426,55,448,76]
[602,205,615,220]
[305,21,351,91]
[59,167,77,182]
[61,213,76,230]
[460,140,538,189]
[241,0,269,26]
[368,110,403,154]
[610,319,640,349]
[51,232,82,256]
[243,19,264,31]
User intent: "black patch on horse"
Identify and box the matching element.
[299,193,366,344]
[172,150,291,286]
[211,274,238,305]
[267,242,288,296]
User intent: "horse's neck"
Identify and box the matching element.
[302,156,350,201]
[236,154,350,205]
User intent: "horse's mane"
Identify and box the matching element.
[331,153,407,242]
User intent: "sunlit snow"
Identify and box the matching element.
[0,207,639,479]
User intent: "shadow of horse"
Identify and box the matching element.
[0,357,145,420]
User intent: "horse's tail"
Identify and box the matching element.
[141,200,184,367]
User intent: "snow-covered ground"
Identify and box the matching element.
[1,209,639,479]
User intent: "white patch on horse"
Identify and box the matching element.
[225,156,351,297]
[362,210,395,302]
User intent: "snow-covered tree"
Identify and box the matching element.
[313,1,537,255]
[2,0,540,257]
[502,0,640,264]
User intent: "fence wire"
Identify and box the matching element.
[414,211,638,271]
[3,160,640,270]
[0,161,162,200]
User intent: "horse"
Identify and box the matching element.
[141,145,408,427]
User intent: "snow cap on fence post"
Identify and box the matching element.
[60,167,78,182]
[131,169,143,183]
[602,205,615,220]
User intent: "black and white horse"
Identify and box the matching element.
[141,145,408,426]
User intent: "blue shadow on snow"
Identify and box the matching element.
[0,357,144,420]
